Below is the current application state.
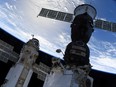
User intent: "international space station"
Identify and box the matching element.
[38,4,116,87]
[1,4,116,87]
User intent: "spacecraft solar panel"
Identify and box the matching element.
[94,19,116,32]
[39,8,49,17]
[39,8,116,32]
[94,19,103,29]
[33,63,50,81]
[0,50,18,63]
[0,50,8,63]
[47,10,58,19]
[39,62,51,73]
[64,13,73,22]
[0,39,14,50]
[56,12,66,21]
[38,8,73,22]
[9,55,18,62]
[37,70,46,81]
[0,55,8,63]
[102,21,111,31]
[112,23,116,32]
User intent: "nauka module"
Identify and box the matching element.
[2,38,40,87]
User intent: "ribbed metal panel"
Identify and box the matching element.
[38,8,73,22]
[0,50,19,63]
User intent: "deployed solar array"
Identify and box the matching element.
[0,39,19,63]
[38,8,73,22]
[38,8,116,32]
[0,48,19,63]
[33,63,50,81]
[95,19,116,32]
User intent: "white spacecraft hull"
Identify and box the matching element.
[1,38,39,87]
[2,63,33,87]
[43,69,79,87]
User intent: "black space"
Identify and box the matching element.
[0,28,24,54]
[28,72,44,87]
[35,50,52,67]
[90,69,116,87]
[0,60,14,85]
[0,28,116,87]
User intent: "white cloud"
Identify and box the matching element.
[89,37,116,58]
[95,17,107,21]
[5,2,11,10]
[35,35,64,58]
[57,32,70,46]
[0,10,7,18]
[89,37,116,73]
[91,57,116,74]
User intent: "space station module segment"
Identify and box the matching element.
[2,38,39,87]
